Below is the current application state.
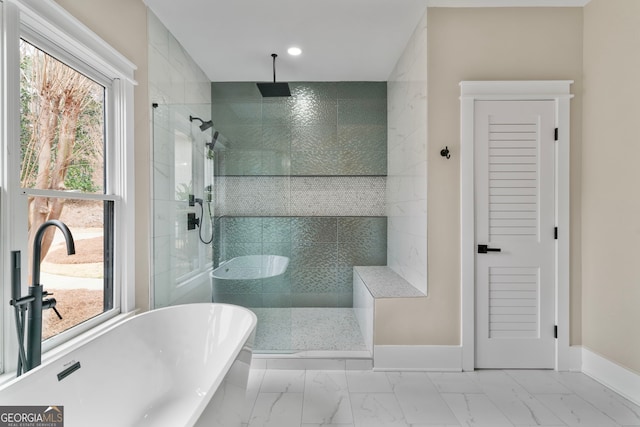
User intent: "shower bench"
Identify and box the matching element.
[353,266,427,368]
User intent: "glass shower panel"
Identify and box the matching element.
[210,82,387,355]
[152,103,217,308]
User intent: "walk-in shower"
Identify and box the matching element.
[151,82,387,355]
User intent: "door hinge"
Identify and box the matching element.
[554,128,559,141]
[554,227,558,240]
[554,325,558,339]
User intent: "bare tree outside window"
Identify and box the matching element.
[20,40,109,339]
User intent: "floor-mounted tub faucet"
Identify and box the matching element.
[27,220,75,370]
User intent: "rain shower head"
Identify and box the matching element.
[190,115,213,132]
[257,54,291,97]
[257,82,291,97]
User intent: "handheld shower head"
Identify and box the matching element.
[190,115,213,132]
[206,131,219,150]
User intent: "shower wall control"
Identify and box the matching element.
[187,213,199,230]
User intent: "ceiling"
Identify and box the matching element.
[143,0,429,82]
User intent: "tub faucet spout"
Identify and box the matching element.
[27,220,75,371]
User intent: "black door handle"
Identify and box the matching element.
[478,244,501,254]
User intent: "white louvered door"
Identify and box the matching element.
[475,100,556,368]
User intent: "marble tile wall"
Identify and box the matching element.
[386,11,428,294]
[213,216,386,308]
[148,11,213,307]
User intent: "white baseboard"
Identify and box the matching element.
[374,345,462,371]
[582,347,640,406]
[569,345,583,371]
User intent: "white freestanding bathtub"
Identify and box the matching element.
[0,303,257,427]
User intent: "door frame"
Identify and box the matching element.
[459,81,573,371]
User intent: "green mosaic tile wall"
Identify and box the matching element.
[211,82,387,176]
[213,216,386,307]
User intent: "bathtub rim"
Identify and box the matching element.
[0,310,137,387]
[0,303,258,414]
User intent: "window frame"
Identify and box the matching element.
[1,0,136,375]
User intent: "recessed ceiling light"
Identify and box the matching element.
[287,47,302,56]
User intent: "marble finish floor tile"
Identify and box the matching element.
[244,368,266,424]
[387,371,438,394]
[248,392,303,427]
[474,370,565,426]
[428,372,483,393]
[554,371,640,426]
[442,393,513,427]
[245,368,637,427]
[261,369,306,393]
[350,392,407,427]
[394,389,458,425]
[301,424,355,427]
[303,370,354,425]
[347,370,393,393]
[535,393,620,426]
[505,370,573,395]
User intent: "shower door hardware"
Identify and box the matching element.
[477,244,501,254]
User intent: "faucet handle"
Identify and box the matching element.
[42,297,63,320]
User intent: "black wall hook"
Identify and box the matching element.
[440,146,451,159]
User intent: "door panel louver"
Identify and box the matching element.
[489,267,539,339]
[488,118,539,241]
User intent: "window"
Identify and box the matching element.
[1,0,135,374]
[19,39,114,340]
